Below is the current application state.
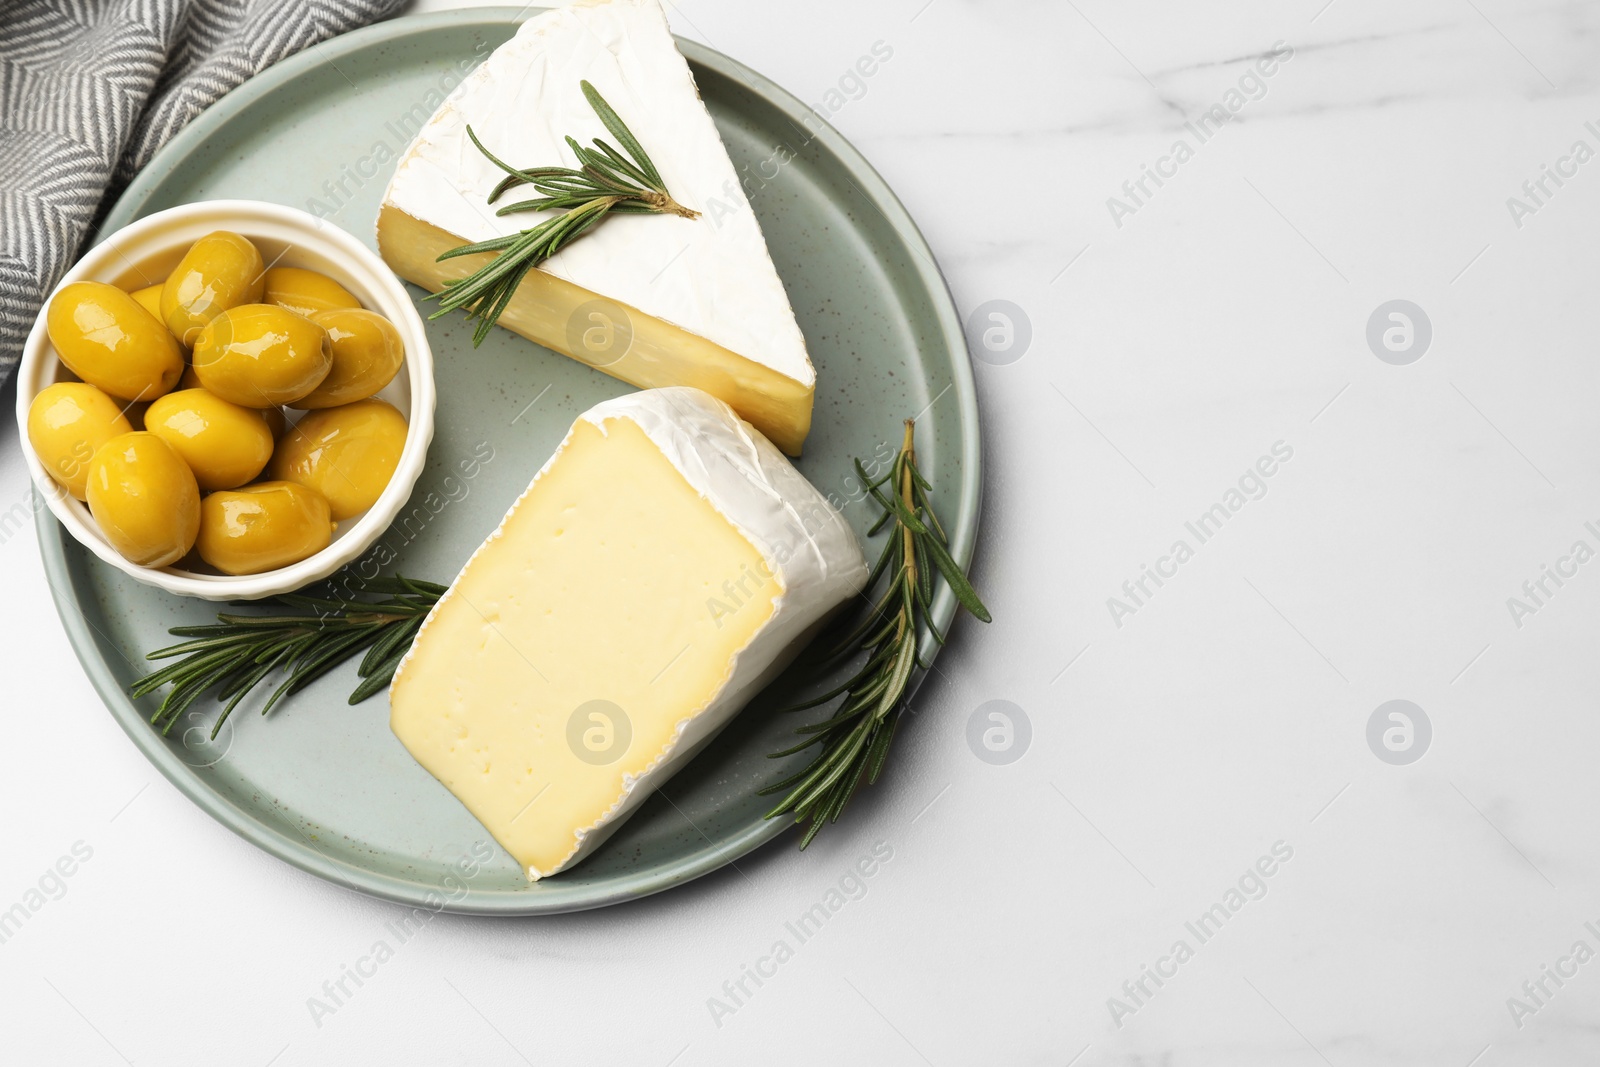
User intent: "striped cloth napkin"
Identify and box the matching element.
[0,0,405,388]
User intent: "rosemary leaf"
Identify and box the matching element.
[764,419,990,847]
[132,574,446,743]
[581,80,662,187]
[360,614,422,676]
[427,81,697,346]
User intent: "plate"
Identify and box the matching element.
[39,6,980,914]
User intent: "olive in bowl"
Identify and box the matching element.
[14,199,435,601]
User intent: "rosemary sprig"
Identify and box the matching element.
[762,419,990,848]
[429,80,699,346]
[131,575,447,740]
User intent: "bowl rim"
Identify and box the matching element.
[15,198,437,601]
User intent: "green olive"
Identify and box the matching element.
[27,383,133,500]
[263,267,360,318]
[144,388,275,491]
[188,369,285,437]
[129,282,166,320]
[292,309,404,408]
[161,231,266,345]
[192,304,331,406]
[268,398,408,520]
[85,432,200,568]
[47,281,184,402]
[196,481,334,575]
[182,358,283,435]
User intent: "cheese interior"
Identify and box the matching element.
[389,416,780,878]
[377,206,813,455]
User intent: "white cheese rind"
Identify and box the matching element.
[391,387,866,877]
[381,0,814,387]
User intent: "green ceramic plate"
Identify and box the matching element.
[41,7,980,913]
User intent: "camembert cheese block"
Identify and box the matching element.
[389,387,868,879]
[377,0,817,454]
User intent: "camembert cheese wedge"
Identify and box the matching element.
[389,388,867,879]
[377,0,817,454]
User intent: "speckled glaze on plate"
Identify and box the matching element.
[39,7,981,914]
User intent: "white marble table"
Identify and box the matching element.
[5,0,1600,1063]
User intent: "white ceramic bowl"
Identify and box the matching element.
[15,199,436,601]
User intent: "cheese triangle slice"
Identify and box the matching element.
[377,0,816,454]
[388,388,868,879]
